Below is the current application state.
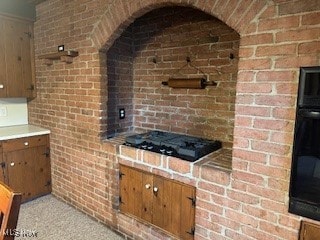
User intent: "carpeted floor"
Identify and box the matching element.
[16,194,124,240]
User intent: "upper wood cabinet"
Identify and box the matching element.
[119,165,196,239]
[0,14,35,99]
[0,143,3,183]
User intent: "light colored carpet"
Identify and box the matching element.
[16,194,124,240]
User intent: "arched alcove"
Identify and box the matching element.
[103,6,240,149]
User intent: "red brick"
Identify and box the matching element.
[254,95,295,107]
[249,162,288,179]
[167,157,191,174]
[238,59,271,70]
[302,12,320,25]
[140,151,161,166]
[256,44,297,57]
[237,82,272,93]
[258,16,299,31]
[298,41,320,54]
[200,167,231,186]
[259,221,298,240]
[234,127,269,141]
[278,0,320,15]
[233,148,267,163]
[241,33,273,46]
[276,28,320,43]
[252,140,290,155]
[275,55,319,68]
[232,170,265,185]
[225,208,259,227]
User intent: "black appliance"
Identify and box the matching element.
[124,130,222,162]
[289,66,320,221]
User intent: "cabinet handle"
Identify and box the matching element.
[145,184,151,189]
[153,187,158,193]
[0,84,4,89]
[10,162,15,167]
[24,142,29,146]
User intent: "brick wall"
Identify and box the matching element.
[29,0,320,239]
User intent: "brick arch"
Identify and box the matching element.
[90,0,269,50]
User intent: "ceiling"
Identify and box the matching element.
[26,0,47,5]
[0,0,46,20]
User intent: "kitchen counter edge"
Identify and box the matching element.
[0,124,50,141]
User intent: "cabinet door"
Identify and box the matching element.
[5,148,36,201]
[0,152,6,183]
[120,165,154,220]
[4,135,51,202]
[119,165,196,239]
[153,176,196,240]
[0,15,35,98]
[299,221,320,240]
[0,20,6,98]
[32,144,51,197]
[141,172,153,222]
[119,165,143,218]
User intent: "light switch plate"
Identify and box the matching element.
[0,106,7,117]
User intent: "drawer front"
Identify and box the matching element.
[3,134,48,151]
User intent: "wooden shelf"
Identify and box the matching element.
[38,50,78,65]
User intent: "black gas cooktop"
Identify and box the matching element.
[124,130,222,162]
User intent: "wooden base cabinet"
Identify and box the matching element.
[299,221,320,240]
[119,165,196,239]
[0,134,51,202]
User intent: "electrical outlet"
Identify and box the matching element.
[0,106,7,117]
[119,108,125,119]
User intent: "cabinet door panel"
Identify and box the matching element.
[5,145,50,202]
[0,15,35,98]
[4,19,23,97]
[0,153,5,183]
[21,22,35,98]
[152,176,173,232]
[141,173,153,222]
[119,165,131,214]
[32,145,51,197]
[0,20,6,98]
[119,165,143,218]
[170,181,183,237]
[5,148,36,201]
[180,185,196,240]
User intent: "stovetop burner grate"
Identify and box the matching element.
[124,130,222,162]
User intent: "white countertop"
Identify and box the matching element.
[0,124,50,140]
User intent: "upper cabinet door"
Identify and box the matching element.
[0,19,7,98]
[0,15,35,99]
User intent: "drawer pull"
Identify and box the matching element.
[24,142,29,146]
[10,162,15,167]
[145,184,151,189]
[0,84,4,89]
